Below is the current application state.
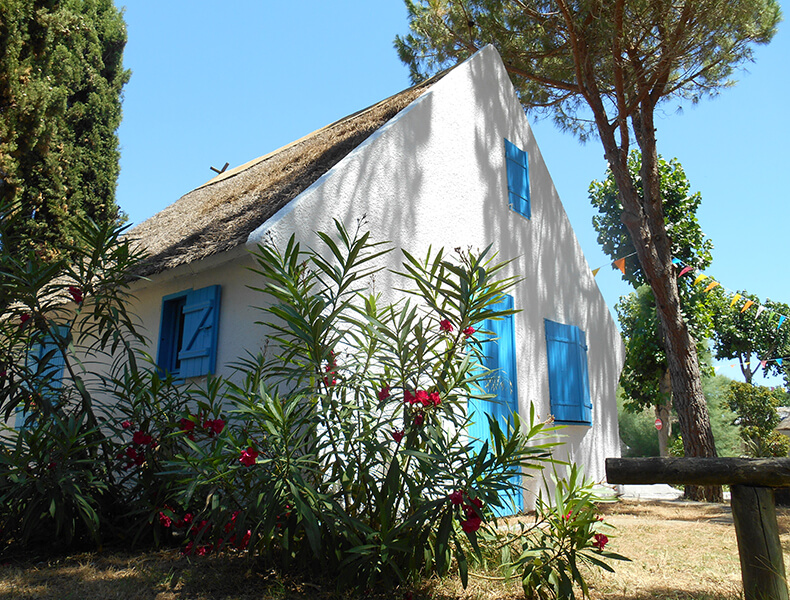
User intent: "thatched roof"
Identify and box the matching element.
[128,77,439,277]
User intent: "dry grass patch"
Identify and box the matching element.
[0,500,788,599]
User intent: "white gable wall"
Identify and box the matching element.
[241,45,624,502]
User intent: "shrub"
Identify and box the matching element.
[164,222,560,589]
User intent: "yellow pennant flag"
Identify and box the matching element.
[730,294,742,307]
[741,300,755,313]
[703,281,720,293]
[592,267,601,277]
[693,273,708,285]
[614,258,626,275]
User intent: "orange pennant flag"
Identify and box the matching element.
[693,274,708,285]
[730,294,742,307]
[741,300,755,313]
[614,258,626,275]
[703,281,720,293]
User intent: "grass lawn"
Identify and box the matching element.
[0,500,786,599]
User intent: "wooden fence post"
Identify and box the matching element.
[730,485,788,600]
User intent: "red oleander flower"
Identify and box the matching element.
[196,545,211,556]
[465,497,483,518]
[439,319,453,333]
[463,326,475,337]
[460,516,482,533]
[239,447,259,466]
[158,511,172,528]
[414,413,424,427]
[18,313,30,328]
[404,389,414,404]
[68,286,83,304]
[378,385,390,401]
[323,375,337,387]
[178,418,195,432]
[429,392,441,406]
[121,420,133,430]
[133,431,153,446]
[592,533,608,550]
[237,529,251,550]
[392,429,405,443]
[416,390,430,407]
[449,490,464,505]
[203,418,225,436]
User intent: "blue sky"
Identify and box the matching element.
[116,1,789,383]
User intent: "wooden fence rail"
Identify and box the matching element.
[606,457,790,600]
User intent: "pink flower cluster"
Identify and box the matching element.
[448,489,484,532]
[119,422,156,469]
[323,350,338,387]
[239,447,259,467]
[592,532,608,550]
[404,389,442,408]
[177,414,225,441]
[157,507,251,556]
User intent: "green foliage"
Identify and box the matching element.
[591,152,713,291]
[505,465,628,599]
[163,221,562,589]
[396,0,780,140]
[726,381,790,457]
[617,376,741,457]
[710,289,790,385]
[0,0,130,258]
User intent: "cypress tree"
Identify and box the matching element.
[0,0,129,258]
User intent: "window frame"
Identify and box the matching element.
[504,138,530,219]
[544,319,592,425]
[156,285,221,380]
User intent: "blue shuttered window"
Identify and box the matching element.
[544,319,592,425]
[157,285,221,379]
[505,139,530,219]
[19,327,67,429]
[468,294,523,514]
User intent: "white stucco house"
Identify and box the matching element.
[120,45,624,509]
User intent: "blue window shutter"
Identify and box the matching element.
[468,294,522,514]
[544,319,592,425]
[504,139,530,219]
[19,326,67,428]
[178,285,221,378]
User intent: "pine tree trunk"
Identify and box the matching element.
[597,105,722,502]
[656,370,672,457]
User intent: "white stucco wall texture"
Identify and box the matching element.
[136,45,625,507]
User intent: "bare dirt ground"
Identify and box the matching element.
[0,500,786,599]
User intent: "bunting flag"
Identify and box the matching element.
[730,293,742,307]
[592,267,601,277]
[761,360,768,368]
[779,358,784,367]
[614,257,626,275]
[741,300,755,313]
[779,316,787,330]
[756,305,766,319]
[703,281,720,293]
[693,273,708,285]
[672,258,681,265]
[679,266,693,277]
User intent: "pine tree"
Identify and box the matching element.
[0,0,129,258]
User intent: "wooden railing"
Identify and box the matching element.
[606,457,790,600]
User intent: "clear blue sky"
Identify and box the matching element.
[117,1,790,383]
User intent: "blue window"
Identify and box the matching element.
[18,327,67,429]
[544,319,592,425]
[468,294,522,514]
[156,285,221,379]
[505,138,530,219]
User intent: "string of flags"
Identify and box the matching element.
[592,252,790,371]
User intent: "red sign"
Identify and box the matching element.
[655,418,663,430]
